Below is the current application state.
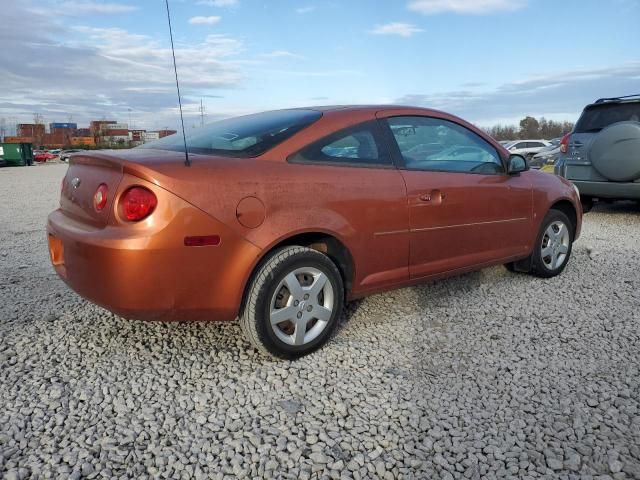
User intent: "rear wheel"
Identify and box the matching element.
[240,246,344,359]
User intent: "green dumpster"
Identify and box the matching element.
[0,143,34,166]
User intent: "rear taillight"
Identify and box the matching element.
[94,183,108,211]
[560,133,571,154]
[120,186,157,221]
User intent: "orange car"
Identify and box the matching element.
[47,106,582,358]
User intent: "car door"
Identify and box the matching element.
[379,114,532,279]
[288,120,410,291]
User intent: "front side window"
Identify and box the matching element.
[140,109,322,158]
[385,116,504,174]
[289,121,389,166]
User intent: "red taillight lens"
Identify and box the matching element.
[94,183,108,211]
[121,186,157,221]
[560,133,571,154]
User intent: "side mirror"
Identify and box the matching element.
[508,154,528,174]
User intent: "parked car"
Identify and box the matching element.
[34,150,57,162]
[49,149,62,155]
[530,144,561,169]
[47,106,582,358]
[556,94,640,212]
[505,139,552,159]
[60,149,85,162]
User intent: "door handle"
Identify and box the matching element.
[418,190,445,203]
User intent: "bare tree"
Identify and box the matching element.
[0,117,6,142]
[32,113,45,146]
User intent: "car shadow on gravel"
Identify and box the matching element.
[591,200,640,215]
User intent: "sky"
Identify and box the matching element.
[1,0,639,133]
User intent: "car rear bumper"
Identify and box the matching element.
[572,180,640,200]
[47,206,261,322]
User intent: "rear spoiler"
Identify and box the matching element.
[70,153,158,185]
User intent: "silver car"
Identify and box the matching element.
[555,94,640,211]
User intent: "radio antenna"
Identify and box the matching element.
[164,0,190,167]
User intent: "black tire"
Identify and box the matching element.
[239,246,344,359]
[529,209,574,278]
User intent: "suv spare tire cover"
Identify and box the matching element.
[588,121,640,182]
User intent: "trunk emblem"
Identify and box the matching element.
[71,177,81,189]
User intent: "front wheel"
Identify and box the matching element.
[530,210,574,278]
[240,246,344,359]
[505,209,574,278]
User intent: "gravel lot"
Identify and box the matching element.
[1,163,639,480]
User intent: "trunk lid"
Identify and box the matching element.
[61,154,124,227]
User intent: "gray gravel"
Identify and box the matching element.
[1,163,639,479]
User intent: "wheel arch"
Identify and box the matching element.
[239,230,355,313]
[549,199,578,236]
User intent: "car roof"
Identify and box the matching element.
[588,94,640,108]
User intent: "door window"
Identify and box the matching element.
[289,121,389,166]
[385,116,504,174]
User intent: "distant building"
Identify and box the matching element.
[70,137,96,147]
[158,129,177,138]
[129,129,146,142]
[17,124,45,138]
[90,120,116,132]
[49,122,77,131]
[143,131,160,142]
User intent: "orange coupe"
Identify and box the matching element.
[48,106,582,358]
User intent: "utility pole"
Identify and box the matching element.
[199,99,205,128]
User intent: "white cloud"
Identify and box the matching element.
[53,1,138,15]
[408,0,526,15]
[196,0,238,6]
[369,22,424,37]
[261,50,304,59]
[0,1,246,130]
[395,62,640,124]
[189,15,221,25]
[296,6,316,14]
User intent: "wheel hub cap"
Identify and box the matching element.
[269,267,334,346]
[541,220,570,270]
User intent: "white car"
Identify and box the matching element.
[504,139,552,158]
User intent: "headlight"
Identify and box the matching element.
[572,183,580,200]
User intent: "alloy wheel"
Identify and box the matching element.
[541,220,570,270]
[269,267,334,346]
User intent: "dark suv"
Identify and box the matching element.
[555,94,640,211]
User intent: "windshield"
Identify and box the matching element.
[575,102,640,133]
[140,109,322,157]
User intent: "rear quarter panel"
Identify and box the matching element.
[153,158,410,296]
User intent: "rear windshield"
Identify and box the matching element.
[575,102,640,133]
[140,109,322,157]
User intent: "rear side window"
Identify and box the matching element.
[575,103,640,133]
[289,121,390,167]
[140,109,322,158]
